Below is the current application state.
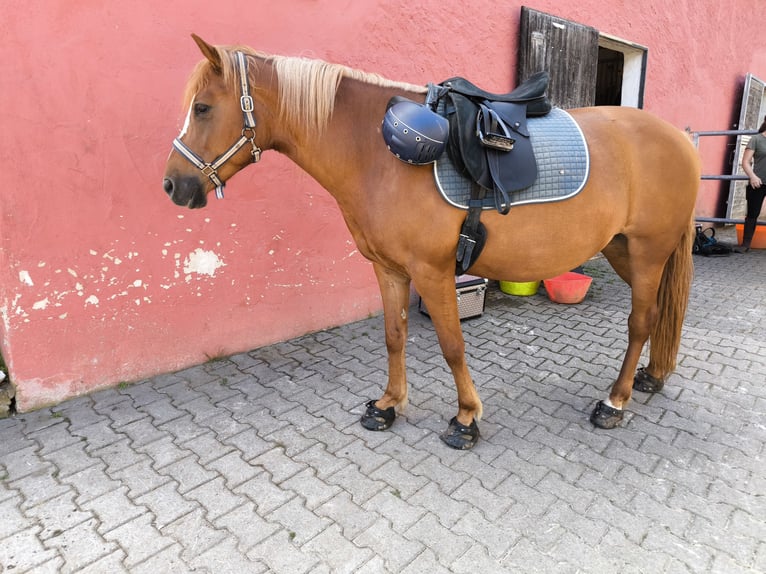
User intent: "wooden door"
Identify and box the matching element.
[518,7,599,109]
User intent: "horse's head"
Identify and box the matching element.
[163,35,265,208]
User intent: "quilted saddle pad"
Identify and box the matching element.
[434,107,589,210]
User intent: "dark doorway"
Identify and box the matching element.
[595,47,624,106]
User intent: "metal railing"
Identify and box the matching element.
[688,128,765,226]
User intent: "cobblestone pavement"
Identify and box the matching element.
[1,229,764,573]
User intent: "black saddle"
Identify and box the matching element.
[429,71,551,215]
[439,71,551,116]
[424,71,551,274]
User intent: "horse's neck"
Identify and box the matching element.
[280,79,411,203]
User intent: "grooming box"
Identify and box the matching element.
[418,275,488,320]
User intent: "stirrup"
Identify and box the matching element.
[360,400,396,431]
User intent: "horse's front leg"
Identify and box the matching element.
[416,273,483,449]
[360,263,411,432]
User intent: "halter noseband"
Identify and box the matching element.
[172,51,262,199]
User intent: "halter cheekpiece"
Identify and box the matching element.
[172,51,262,199]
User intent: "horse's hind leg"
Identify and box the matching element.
[593,239,666,428]
[360,263,411,431]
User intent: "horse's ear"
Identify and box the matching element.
[191,33,222,73]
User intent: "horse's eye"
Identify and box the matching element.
[194,103,210,117]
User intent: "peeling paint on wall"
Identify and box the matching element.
[183,248,226,278]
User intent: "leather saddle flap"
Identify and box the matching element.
[482,101,537,193]
[447,96,536,195]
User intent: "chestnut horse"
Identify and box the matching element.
[163,35,699,449]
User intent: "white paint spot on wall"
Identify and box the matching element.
[85,295,99,306]
[33,298,49,310]
[183,249,226,277]
[19,270,34,286]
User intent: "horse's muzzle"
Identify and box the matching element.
[163,175,208,209]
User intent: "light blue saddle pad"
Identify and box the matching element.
[434,107,590,210]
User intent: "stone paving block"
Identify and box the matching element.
[71,424,125,456]
[221,427,272,462]
[450,476,513,522]
[25,491,93,542]
[176,430,234,466]
[188,537,268,574]
[0,526,61,573]
[280,467,342,511]
[408,453,473,494]
[2,444,51,483]
[314,491,378,539]
[134,480,198,529]
[213,501,280,554]
[685,513,759,568]
[161,507,228,562]
[160,454,218,494]
[0,494,28,539]
[352,517,425,573]
[453,542,515,574]
[234,471,296,515]
[363,488,425,532]
[156,413,210,444]
[27,420,81,456]
[61,464,122,505]
[80,485,146,535]
[184,476,246,522]
[292,442,350,480]
[134,434,191,471]
[250,445,308,483]
[325,461,387,506]
[302,523,374,574]
[133,396,186,426]
[102,513,177,569]
[203,449,260,489]
[405,512,473,565]
[641,526,713,572]
[75,549,129,574]
[118,415,171,448]
[90,437,151,475]
[266,496,331,546]
[247,530,322,573]
[11,468,72,511]
[42,517,120,572]
[108,458,170,499]
[41,440,102,480]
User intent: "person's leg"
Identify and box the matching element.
[739,185,765,251]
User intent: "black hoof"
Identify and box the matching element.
[360,400,396,431]
[590,400,624,429]
[633,367,664,393]
[440,416,480,450]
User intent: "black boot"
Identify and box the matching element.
[736,217,757,253]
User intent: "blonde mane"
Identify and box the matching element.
[182,45,427,136]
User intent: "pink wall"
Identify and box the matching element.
[3,1,765,411]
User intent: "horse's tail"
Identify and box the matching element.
[649,216,695,376]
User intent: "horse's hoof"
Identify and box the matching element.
[360,400,396,431]
[440,416,480,450]
[590,400,624,429]
[633,367,664,393]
